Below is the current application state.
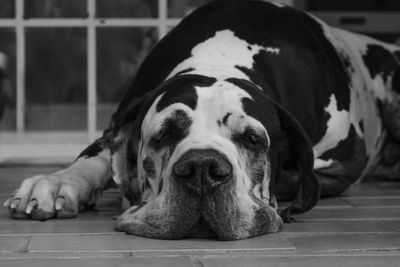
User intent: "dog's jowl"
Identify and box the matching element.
[4,0,400,240]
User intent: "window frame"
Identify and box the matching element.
[0,0,399,161]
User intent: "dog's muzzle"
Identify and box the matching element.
[173,149,233,195]
[116,148,282,240]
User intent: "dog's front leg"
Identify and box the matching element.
[3,141,113,220]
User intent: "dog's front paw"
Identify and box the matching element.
[3,174,89,220]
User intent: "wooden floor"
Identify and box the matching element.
[0,166,400,267]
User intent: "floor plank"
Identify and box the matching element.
[27,233,294,253]
[0,257,194,267]
[281,221,399,233]
[200,255,400,267]
[286,233,400,252]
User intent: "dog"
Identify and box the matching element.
[3,0,400,240]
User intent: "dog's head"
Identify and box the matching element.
[112,74,320,240]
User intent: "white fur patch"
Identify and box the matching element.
[313,94,350,159]
[314,158,334,169]
[167,30,281,80]
[309,15,399,177]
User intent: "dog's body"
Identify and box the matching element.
[4,0,400,240]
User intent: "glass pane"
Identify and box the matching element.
[0,0,14,18]
[0,28,16,131]
[25,28,87,131]
[24,0,87,18]
[97,27,158,130]
[96,0,158,18]
[308,0,400,11]
[168,0,212,18]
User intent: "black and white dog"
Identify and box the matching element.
[4,0,400,240]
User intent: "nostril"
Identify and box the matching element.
[208,162,230,180]
[173,162,194,179]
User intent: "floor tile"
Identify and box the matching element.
[281,221,398,233]
[295,207,400,221]
[341,182,400,197]
[0,237,30,252]
[200,255,400,267]
[0,220,117,234]
[0,257,193,267]
[28,233,294,253]
[384,220,400,230]
[286,233,400,252]
[280,198,351,209]
[342,197,400,207]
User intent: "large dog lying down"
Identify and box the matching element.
[4,0,400,240]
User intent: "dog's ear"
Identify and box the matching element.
[111,95,146,134]
[269,98,320,223]
[108,94,148,205]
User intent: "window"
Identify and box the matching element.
[0,0,187,159]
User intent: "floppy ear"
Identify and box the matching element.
[269,98,320,223]
[109,96,147,206]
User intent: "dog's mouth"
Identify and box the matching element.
[192,216,218,238]
[115,186,283,240]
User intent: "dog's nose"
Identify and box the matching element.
[173,149,233,194]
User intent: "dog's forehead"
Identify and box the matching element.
[194,80,252,115]
[141,78,269,139]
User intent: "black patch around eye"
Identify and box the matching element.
[232,127,268,151]
[149,110,192,151]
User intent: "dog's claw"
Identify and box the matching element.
[3,198,11,207]
[55,197,65,211]
[26,199,38,214]
[10,199,20,210]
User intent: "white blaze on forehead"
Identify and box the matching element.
[167,30,280,80]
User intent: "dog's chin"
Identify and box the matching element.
[115,181,282,240]
[115,181,203,239]
[189,217,218,238]
[199,185,284,240]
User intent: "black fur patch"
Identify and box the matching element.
[149,109,192,152]
[78,141,103,159]
[232,124,268,153]
[393,66,400,94]
[143,157,156,179]
[156,75,216,112]
[158,178,163,195]
[222,112,232,125]
[362,44,398,83]
[359,120,364,133]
